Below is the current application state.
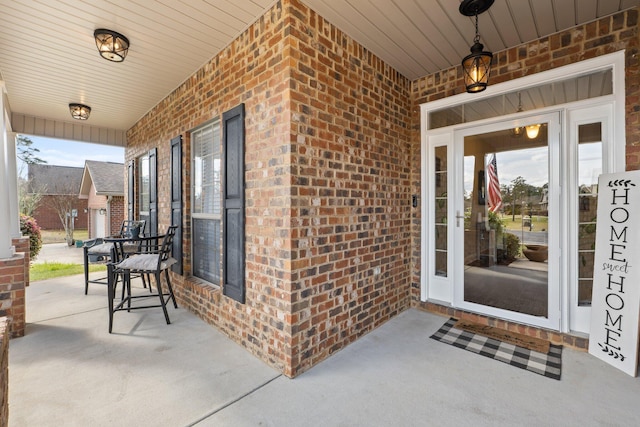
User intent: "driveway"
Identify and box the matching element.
[33,242,84,264]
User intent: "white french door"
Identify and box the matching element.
[422,105,618,333]
[452,113,561,330]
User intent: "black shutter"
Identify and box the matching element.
[127,160,134,220]
[149,147,158,236]
[170,135,183,274]
[222,104,245,303]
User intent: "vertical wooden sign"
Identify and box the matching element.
[589,170,640,376]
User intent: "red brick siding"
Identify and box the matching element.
[0,317,8,426]
[12,237,29,288]
[286,0,412,375]
[126,1,638,373]
[32,196,88,230]
[0,254,26,338]
[126,0,413,377]
[127,1,293,375]
[109,196,125,235]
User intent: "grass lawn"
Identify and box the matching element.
[500,215,548,231]
[41,229,89,244]
[33,229,97,281]
[30,262,106,282]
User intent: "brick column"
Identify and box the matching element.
[0,317,8,426]
[0,253,26,338]
[12,237,30,288]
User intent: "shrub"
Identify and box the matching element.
[502,232,520,261]
[20,214,42,261]
[487,210,505,234]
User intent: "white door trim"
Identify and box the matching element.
[420,51,626,333]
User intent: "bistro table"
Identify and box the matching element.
[103,229,178,333]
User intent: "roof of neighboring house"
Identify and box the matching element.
[79,160,125,197]
[28,164,84,195]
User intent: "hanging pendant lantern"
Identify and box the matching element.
[459,0,494,93]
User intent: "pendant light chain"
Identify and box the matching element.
[474,13,480,44]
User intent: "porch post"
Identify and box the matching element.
[0,83,14,258]
[6,132,20,238]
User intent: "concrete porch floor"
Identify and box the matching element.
[10,273,640,426]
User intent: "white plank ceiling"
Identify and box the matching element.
[0,0,637,138]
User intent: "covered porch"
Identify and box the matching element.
[10,273,640,426]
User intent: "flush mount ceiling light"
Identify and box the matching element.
[94,29,129,62]
[459,0,494,93]
[69,103,91,120]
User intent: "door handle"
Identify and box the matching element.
[456,210,465,227]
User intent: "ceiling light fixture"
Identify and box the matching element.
[69,103,91,120]
[94,29,130,62]
[526,124,541,139]
[459,0,494,93]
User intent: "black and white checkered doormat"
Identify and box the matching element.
[430,318,562,380]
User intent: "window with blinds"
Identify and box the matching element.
[191,121,222,284]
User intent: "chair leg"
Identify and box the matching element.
[107,264,115,333]
[146,273,153,293]
[83,248,89,295]
[120,272,127,301]
[125,272,132,312]
[155,272,171,324]
[164,269,178,308]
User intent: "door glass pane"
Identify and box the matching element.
[434,146,448,277]
[429,69,612,129]
[577,123,602,306]
[463,125,549,317]
[139,154,150,213]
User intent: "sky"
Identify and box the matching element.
[18,135,125,176]
[464,142,603,193]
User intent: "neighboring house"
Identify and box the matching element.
[78,161,125,239]
[123,3,639,378]
[28,164,88,230]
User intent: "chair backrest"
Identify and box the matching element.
[119,219,146,238]
[157,225,178,268]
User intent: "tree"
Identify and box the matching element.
[18,176,44,216]
[17,136,46,166]
[17,135,47,216]
[510,176,528,221]
[45,181,79,246]
[500,184,512,215]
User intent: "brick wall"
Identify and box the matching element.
[12,237,29,288]
[286,0,412,374]
[127,0,293,374]
[409,8,640,335]
[32,196,88,230]
[0,254,25,338]
[127,0,413,377]
[125,0,638,374]
[109,196,125,236]
[0,317,8,427]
